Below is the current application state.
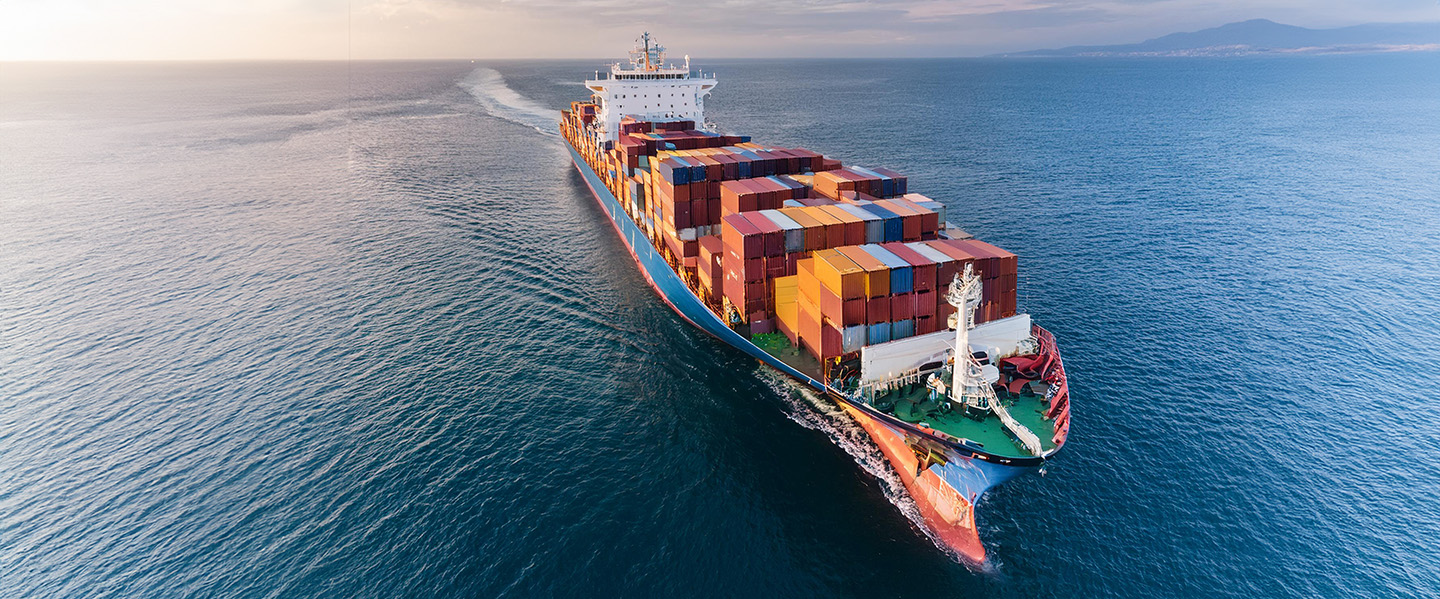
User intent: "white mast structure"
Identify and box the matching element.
[947,264,987,410]
[584,32,717,142]
[946,265,1045,455]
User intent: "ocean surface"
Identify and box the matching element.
[2,55,1438,597]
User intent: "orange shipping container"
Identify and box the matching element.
[804,206,846,249]
[812,249,866,300]
[779,207,825,251]
[834,246,890,299]
[819,205,866,246]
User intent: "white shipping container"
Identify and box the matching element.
[842,325,868,353]
[758,209,805,253]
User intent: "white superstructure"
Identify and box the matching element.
[585,33,717,141]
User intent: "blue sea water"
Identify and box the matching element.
[2,55,1439,597]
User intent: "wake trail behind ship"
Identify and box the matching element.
[459,68,560,138]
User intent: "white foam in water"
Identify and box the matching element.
[459,68,559,137]
[756,366,965,559]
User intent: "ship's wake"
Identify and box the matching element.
[458,68,559,137]
[757,367,966,560]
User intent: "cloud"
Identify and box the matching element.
[2,0,1436,59]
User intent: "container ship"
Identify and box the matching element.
[559,34,1071,563]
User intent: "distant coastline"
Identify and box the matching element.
[994,19,1440,57]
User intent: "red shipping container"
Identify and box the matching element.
[720,180,756,214]
[914,290,937,317]
[742,212,784,258]
[747,280,767,303]
[924,240,979,278]
[805,207,845,249]
[699,235,723,270]
[699,156,723,182]
[867,296,890,325]
[691,198,710,227]
[888,196,939,234]
[916,315,937,336]
[890,293,915,321]
[765,254,786,274]
[882,242,937,293]
[842,297,867,327]
[716,154,738,180]
[674,201,692,230]
[721,213,763,259]
[818,284,844,324]
[821,321,843,358]
[741,257,764,282]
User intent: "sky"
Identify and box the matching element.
[2,0,1438,60]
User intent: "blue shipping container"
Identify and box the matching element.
[892,319,915,339]
[659,158,690,185]
[861,244,913,294]
[860,204,904,242]
[868,322,892,345]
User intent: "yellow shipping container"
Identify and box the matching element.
[797,258,821,304]
[812,249,865,300]
[773,275,799,338]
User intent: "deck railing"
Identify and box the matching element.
[1033,324,1071,447]
[964,355,1045,456]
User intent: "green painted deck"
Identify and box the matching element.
[748,332,1055,459]
[750,333,824,381]
[873,384,1056,458]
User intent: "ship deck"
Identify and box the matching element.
[750,333,825,381]
[871,385,1057,457]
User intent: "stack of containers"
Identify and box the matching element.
[718,177,806,218]
[811,166,910,200]
[788,241,953,362]
[697,235,725,306]
[721,213,768,325]
[746,212,787,282]
[835,247,891,345]
[795,250,867,359]
[907,240,968,326]
[902,193,947,231]
[908,238,1018,325]
[773,275,799,340]
[862,244,915,339]
[943,239,1018,323]
[834,203,885,244]
[882,242,939,336]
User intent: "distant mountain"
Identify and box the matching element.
[995,19,1440,57]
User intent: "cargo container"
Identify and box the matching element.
[758,209,805,254]
[860,244,913,295]
[834,203,885,244]
[835,246,890,300]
